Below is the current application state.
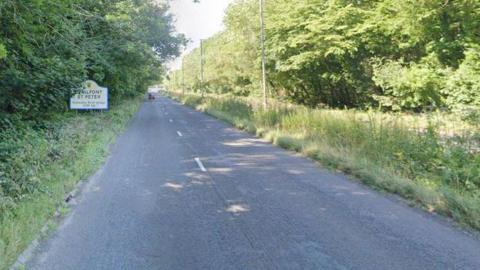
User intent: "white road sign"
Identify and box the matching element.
[70,80,109,110]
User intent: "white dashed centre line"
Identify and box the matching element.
[177,131,183,137]
[169,119,173,123]
[194,157,207,172]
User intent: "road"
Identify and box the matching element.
[26,94,480,270]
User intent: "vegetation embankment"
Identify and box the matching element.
[0,0,184,268]
[0,97,142,269]
[169,91,480,231]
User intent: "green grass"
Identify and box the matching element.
[169,91,480,231]
[0,96,142,270]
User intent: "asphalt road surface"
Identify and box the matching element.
[26,94,480,270]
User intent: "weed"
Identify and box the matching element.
[169,91,480,230]
[0,96,142,270]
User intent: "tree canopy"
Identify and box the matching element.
[0,0,185,128]
[168,0,480,115]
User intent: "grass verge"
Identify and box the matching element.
[168,91,480,231]
[0,96,142,270]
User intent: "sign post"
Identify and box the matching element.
[70,80,109,110]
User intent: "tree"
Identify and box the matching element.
[0,0,185,127]
[169,0,480,113]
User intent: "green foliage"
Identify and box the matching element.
[444,45,480,121]
[0,97,143,269]
[266,0,376,107]
[170,0,260,96]
[168,0,480,113]
[0,0,184,125]
[0,44,6,59]
[372,57,446,111]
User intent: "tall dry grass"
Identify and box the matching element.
[171,91,480,230]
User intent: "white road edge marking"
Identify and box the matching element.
[194,157,207,172]
[177,131,183,137]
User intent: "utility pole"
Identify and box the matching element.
[259,0,268,109]
[200,39,205,98]
[181,57,185,95]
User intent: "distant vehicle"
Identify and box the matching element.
[148,93,155,100]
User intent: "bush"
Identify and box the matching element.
[372,58,446,111]
[445,45,480,123]
[0,97,142,269]
[0,98,141,213]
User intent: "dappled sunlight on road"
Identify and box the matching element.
[163,182,184,192]
[208,167,233,174]
[330,185,372,197]
[183,171,211,185]
[222,138,265,147]
[225,203,250,215]
[286,169,305,175]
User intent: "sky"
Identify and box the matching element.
[168,0,233,69]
